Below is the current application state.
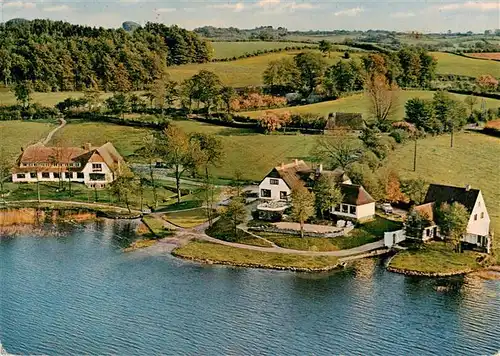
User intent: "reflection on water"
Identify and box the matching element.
[0,221,499,356]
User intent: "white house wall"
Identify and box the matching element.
[259,178,291,200]
[466,191,490,237]
[81,162,114,185]
[356,202,375,220]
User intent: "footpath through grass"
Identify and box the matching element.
[173,240,340,270]
[206,217,273,247]
[256,217,402,252]
[389,242,484,274]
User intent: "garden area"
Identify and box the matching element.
[206,216,273,247]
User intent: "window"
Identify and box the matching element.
[53,173,60,179]
[77,172,84,179]
[65,172,73,179]
[30,172,37,179]
[426,229,431,237]
[270,179,279,185]
[474,214,477,221]
[17,173,26,179]
[261,189,272,198]
[342,205,349,213]
[334,205,341,212]
[42,172,50,179]
[90,173,106,181]
[280,191,287,200]
[478,201,481,207]
[349,206,357,215]
[480,212,484,219]
[92,163,103,172]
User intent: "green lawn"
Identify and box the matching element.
[173,240,340,270]
[0,121,56,162]
[432,52,500,78]
[0,90,113,107]
[210,41,315,59]
[164,208,210,228]
[257,217,402,251]
[389,242,484,274]
[49,121,152,158]
[241,90,500,121]
[385,132,500,260]
[206,216,273,247]
[142,215,173,238]
[167,50,359,87]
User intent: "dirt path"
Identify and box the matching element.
[41,117,66,145]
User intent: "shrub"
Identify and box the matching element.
[230,93,287,112]
[390,128,410,144]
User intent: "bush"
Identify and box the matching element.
[390,128,410,144]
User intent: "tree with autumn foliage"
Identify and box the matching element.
[379,168,406,203]
[365,73,400,130]
[257,111,291,133]
[476,74,499,93]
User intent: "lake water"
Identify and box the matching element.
[1,220,499,355]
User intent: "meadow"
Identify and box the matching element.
[167,50,359,87]
[0,121,55,162]
[241,90,500,120]
[0,89,112,107]
[431,52,500,77]
[210,41,315,59]
[384,131,500,245]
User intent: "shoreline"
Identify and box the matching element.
[171,250,344,272]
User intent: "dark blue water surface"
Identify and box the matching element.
[1,220,499,356]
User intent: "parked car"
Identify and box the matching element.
[381,203,393,214]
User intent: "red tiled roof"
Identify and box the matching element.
[414,202,436,223]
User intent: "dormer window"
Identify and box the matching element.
[270,179,279,185]
[92,163,102,172]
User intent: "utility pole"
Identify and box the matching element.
[413,138,418,172]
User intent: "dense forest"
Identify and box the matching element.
[0,19,212,92]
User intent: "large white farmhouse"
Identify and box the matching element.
[12,142,124,189]
[258,159,375,222]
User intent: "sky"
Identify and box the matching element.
[1,0,499,33]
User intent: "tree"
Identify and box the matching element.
[346,162,384,201]
[401,178,428,205]
[105,93,130,119]
[291,186,315,238]
[263,57,299,94]
[437,202,469,252]
[113,63,132,93]
[318,40,333,58]
[229,169,245,198]
[476,74,499,92]
[156,124,198,203]
[191,70,222,116]
[312,134,361,170]
[84,77,102,112]
[180,77,197,113]
[225,197,247,236]
[257,111,291,133]
[294,51,327,96]
[405,97,441,134]
[0,146,11,197]
[109,170,136,213]
[12,81,32,109]
[324,60,364,96]
[464,95,478,118]
[190,132,224,182]
[149,76,168,115]
[142,134,159,209]
[433,91,467,147]
[379,168,405,203]
[405,209,432,239]
[365,73,399,130]
[313,175,343,219]
[220,86,236,117]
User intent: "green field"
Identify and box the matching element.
[167,50,357,87]
[164,208,209,228]
[432,52,500,77]
[0,121,55,162]
[210,41,315,59]
[0,90,112,107]
[241,90,500,121]
[385,132,500,251]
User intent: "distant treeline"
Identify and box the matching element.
[0,19,212,91]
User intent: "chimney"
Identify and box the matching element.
[294,159,299,165]
[281,162,285,169]
[465,184,471,192]
[316,164,323,175]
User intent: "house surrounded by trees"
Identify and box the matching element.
[12,142,124,189]
[258,159,376,222]
[406,184,491,251]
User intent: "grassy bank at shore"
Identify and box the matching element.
[173,240,340,271]
[207,217,273,247]
[388,242,487,275]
